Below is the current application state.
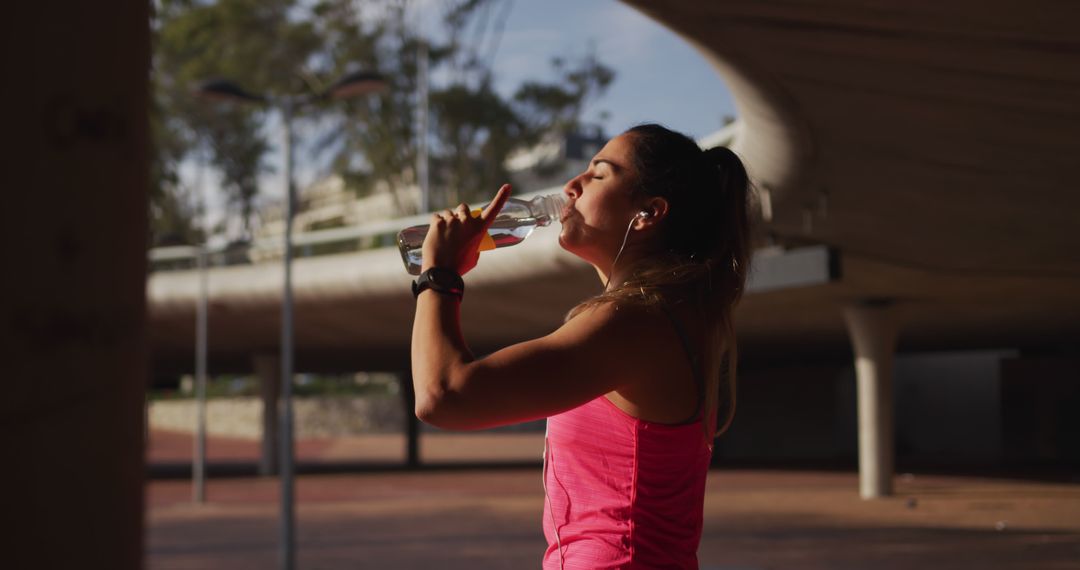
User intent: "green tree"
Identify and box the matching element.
[148,73,204,247]
[148,0,615,244]
[152,0,323,240]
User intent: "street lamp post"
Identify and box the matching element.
[278,98,298,570]
[195,70,386,570]
[193,244,208,504]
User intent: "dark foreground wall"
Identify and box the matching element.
[719,351,1080,471]
[1,3,149,568]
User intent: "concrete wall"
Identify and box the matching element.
[717,350,1027,467]
[2,2,149,568]
[717,362,856,462]
[1000,356,1080,465]
[895,350,1013,464]
[149,396,404,438]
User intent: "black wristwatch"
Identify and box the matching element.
[412,267,464,300]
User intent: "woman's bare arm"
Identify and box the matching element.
[411,296,660,430]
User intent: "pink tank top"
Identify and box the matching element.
[542,395,713,569]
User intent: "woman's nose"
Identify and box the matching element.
[563,174,582,199]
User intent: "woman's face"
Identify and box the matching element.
[558,133,642,268]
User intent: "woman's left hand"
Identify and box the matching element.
[421,184,512,275]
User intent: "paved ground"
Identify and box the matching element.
[148,428,546,466]
[146,431,1080,569]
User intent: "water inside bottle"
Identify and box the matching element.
[398,226,428,275]
[489,215,540,246]
[397,193,564,275]
[398,216,541,275]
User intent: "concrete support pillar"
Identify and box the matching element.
[254,354,281,476]
[2,3,149,567]
[843,299,899,499]
[401,372,421,468]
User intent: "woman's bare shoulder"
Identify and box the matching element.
[562,300,670,338]
[556,301,682,381]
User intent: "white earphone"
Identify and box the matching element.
[603,210,652,292]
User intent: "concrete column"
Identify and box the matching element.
[254,354,281,476]
[2,2,149,567]
[401,372,421,468]
[843,299,899,499]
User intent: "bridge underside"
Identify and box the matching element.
[149,239,1080,377]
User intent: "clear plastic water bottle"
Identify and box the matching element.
[397,193,567,275]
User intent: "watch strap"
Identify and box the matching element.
[412,267,464,299]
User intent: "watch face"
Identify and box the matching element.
[429,268,460,289]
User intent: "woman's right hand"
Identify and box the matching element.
[421,184,511,275]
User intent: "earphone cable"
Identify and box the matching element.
[604,215,639,292]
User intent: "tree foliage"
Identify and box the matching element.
[149,0,615,245]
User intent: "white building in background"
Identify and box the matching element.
[253,130,607,242]
[255,177,422,241]
[251,124,739,257]
[503,130,609,194]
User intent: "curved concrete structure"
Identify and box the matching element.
[618,0,1080,352]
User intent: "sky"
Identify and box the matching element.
[416,0,736,138]
[194,0,737,243]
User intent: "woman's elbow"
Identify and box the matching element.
[414,387,464,429]
[412,365,476,429]
[415,388,486,430]
[414,390,444,426]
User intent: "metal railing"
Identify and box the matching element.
[147,186,560,271]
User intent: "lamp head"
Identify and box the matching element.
[325,70,388,100]
[193,79,266,104]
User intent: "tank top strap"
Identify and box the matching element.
[658,305,705,425]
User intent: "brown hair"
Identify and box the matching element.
[566,123,752,445]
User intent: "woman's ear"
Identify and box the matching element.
[635,197,669,230]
